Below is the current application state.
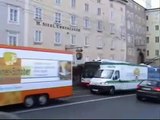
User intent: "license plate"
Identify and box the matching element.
[142,87,151,90]
[92,89,99,92]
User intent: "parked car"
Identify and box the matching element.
[136,80,160,101]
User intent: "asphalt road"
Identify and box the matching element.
[6,86,160,119]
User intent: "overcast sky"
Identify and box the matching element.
[151,0,160,8]
[134,0,160,8]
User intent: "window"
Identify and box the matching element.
[147,50,149,56]
[140,80,160,87]
[120,26,125,38]
[155,50,159,56]
[146,15,148,20]
[135,38,140,45]
[131,22,134,30]
[97,0,101,3]
[8,32,18,46]
[71,15,77,26]
[97,8,101,15]
[110,23,115,34]
[84,36,89,46]
[146,37,149,43]
[55,12,61,24]
[70,34,76,45]
[135,5,137,10]
[110,11,114,21]
[84,17,90,29]
[85,3,89,12]
[126,11,130,18]
[110,3,113,8]
[97,20,103,32]
[55,0,61,5]
[55,32,61,44]
[127,20,131,29]
[120,7,123,12]
[155,36,159,43]
[146,26,149,31]
[34,30,42,43]
[97,39,103,49]
[71,0,76,8]
[121,15,125,25]
[131,36,134,44]
[127,34,131,43]
[155,25,159,30]
[8,5,20,24]
[114,71,120,80]
[35,7,42,20]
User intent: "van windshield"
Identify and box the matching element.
[94,70,114,79]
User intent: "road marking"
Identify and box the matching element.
[73,90,88,94]
[13,94,135,114]
[62,94,93,100]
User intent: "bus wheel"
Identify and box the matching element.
[109,87,115,95]
[38,95,48,106]
[24,96,35,108]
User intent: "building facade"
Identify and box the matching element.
[0,0,25,46]
[145,8,160,66]
[126,0,147,64]
[107,0,127,61]
[0,0,127,66]
[25,0,110,65]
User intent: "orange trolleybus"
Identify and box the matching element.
[0,44,73,108]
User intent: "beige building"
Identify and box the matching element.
[23,0,127,65]
[145,8,160,65]
[0,0,127,66]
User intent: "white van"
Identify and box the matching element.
[89,62,148,95]
[81,59,131,87]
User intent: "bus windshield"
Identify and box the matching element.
[82,68,99,78]
[82,62,100,78]
[94,69,114,79]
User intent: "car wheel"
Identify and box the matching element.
[38,95,49,106]
[136,95,146,101]
[109,87,115,95]
[24,96,35,108]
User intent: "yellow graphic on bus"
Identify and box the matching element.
[3,52,17,66]
[0,52,31,85]
[134,68,140,76]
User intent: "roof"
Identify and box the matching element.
[101,62,147,67]
[145,7,160,11]
[0,44,73,54]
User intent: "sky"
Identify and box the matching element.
[151,0,160,8]
[134,0,160,8]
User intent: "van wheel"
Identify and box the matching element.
[38,95,48,106]
[90,89,96,94]
[24,96,35,108]
[109,87,115,95]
